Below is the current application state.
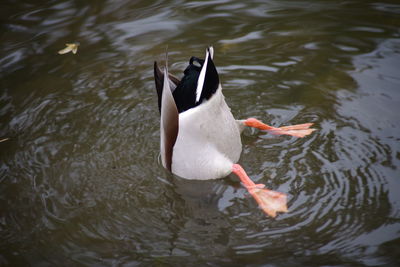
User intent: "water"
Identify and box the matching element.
[1,0,400,265]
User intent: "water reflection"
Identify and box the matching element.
[1,0,400,266]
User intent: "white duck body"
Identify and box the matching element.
[155,48,313,217]
[172,85,242,180]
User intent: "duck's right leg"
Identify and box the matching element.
[238,118,315,138]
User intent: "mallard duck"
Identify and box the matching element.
[154,47,315,217]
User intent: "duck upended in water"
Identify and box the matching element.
[154,47,315,217]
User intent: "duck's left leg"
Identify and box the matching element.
[232,164,288,217]
[240,118,315,138]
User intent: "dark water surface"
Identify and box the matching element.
[1,0,400,266]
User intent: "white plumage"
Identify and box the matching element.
[173,85,242,180]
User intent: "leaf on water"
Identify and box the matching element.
[58,43,79,55]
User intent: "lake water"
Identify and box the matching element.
[1,0,400,266]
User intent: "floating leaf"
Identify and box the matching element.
[58,42,79,55]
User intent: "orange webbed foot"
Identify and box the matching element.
[247,187,288,217]
[244,118,316,138]
[232,164,288,218]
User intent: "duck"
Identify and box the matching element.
[154,47,315,217]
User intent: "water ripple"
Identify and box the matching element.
[1,0,400,266]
